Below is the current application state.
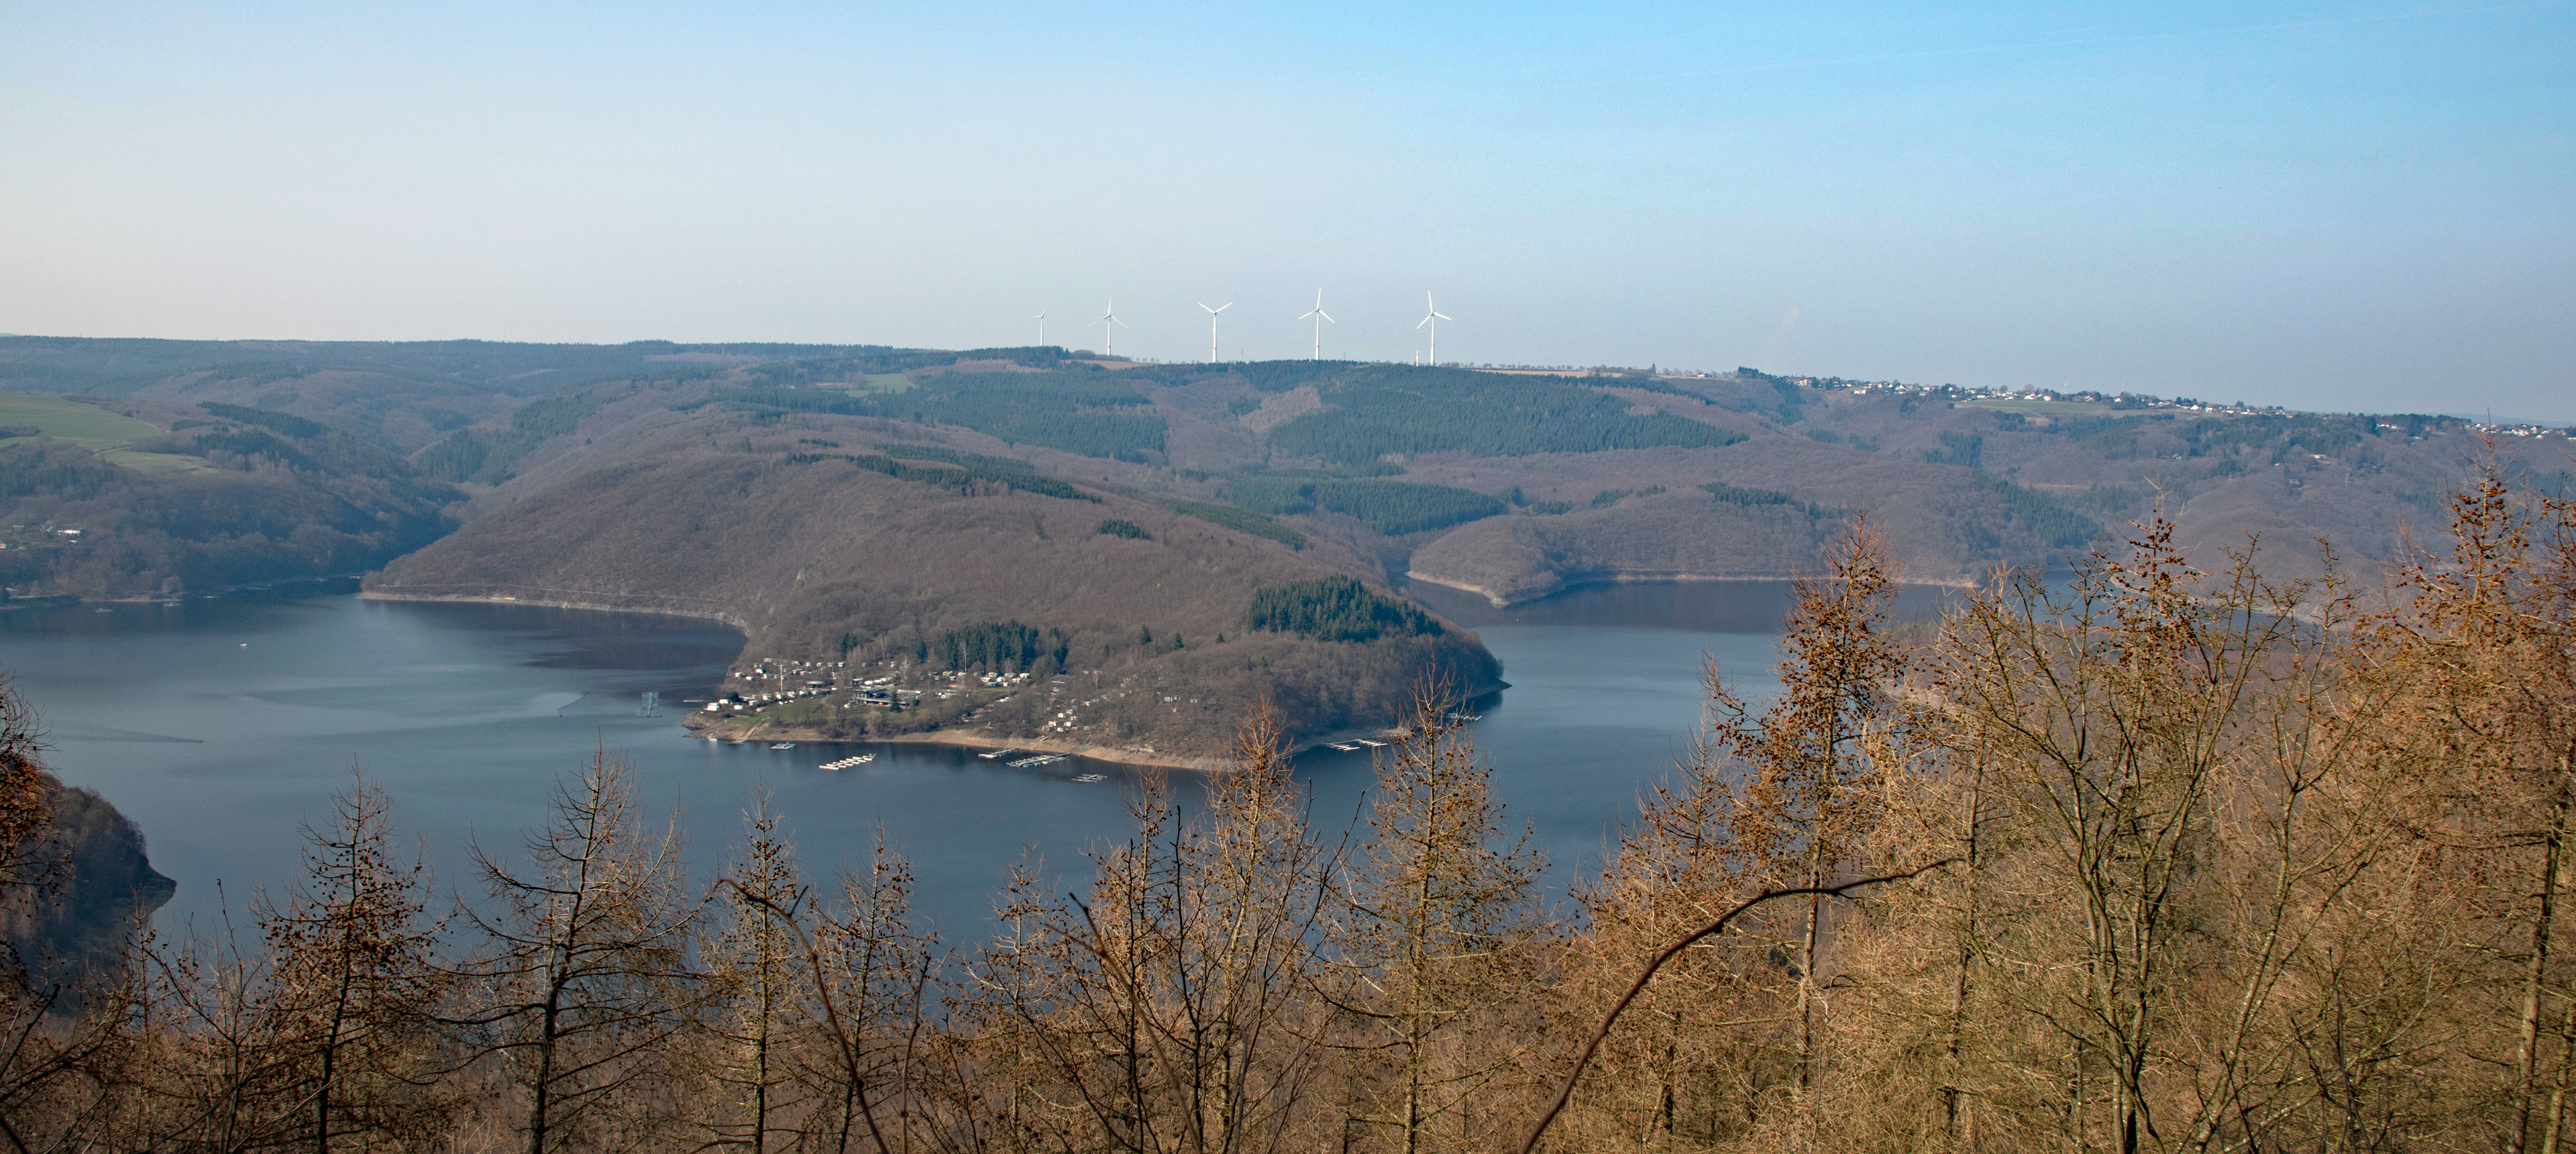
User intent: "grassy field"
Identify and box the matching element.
[0,393,160,450]
[97,449,211,474]
[1959,395,2123,417]
[859,373,914,394]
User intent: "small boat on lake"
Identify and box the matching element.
[769,742,797,750]
[979,748,1019,760]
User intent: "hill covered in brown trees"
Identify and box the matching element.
[367,434,1500,762]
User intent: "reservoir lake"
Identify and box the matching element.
[0,578,1943,939]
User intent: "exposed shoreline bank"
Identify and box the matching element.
[1405,567,1974,608]
[690,721,1232,772]
[3,570,377,609]
[356,588,749,628]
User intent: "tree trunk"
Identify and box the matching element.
[2513,798,2569,1154]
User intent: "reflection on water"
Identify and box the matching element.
[0,580,1943,937]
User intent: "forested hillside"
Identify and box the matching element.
[11,470,2574,1153]
[1256,364,1746,463]
[368,427,1499,759]
[687,369,1170,461]
[0,682,174,1000]
[2,336,2532,613]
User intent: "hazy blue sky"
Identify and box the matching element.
[3,1,2568,417]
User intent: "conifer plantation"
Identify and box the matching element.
[5,458,2575,1153]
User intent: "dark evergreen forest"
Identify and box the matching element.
[418,389,614,484]
[1246,575,1444,642]
[1226,474,1507,535]
[778,452,1098,503]
[1263,366,1748,464]
[1163,499,1307,548]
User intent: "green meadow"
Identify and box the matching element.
[0,393,162,450]
[97,449,210,474]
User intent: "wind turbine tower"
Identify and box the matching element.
[1034,312,1046,346]
[1199,301,1232,363]
[1099,297,1126,357]
[1417,293,1452,366]
[1299,291,1335,360]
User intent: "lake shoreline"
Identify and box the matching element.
[1406,568,1976,608]
[687,720,1231,771]
[680,678,1512,772]
[356,588,749,628]
[2,571,377,609]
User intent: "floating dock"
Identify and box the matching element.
[768,742,798,750]
[818,754,875,770]
[1008,754,1065,768]
[1071,773,1105,783]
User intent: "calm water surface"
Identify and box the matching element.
[0,579,1945,937]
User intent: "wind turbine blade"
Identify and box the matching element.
[1417,316,1432,329]
[1433,311,1452,320]
[1318,311,1334,323]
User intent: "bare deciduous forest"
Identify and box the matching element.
[5,457,2573,1153]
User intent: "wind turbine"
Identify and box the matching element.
[1034,312,1046,346]
[1199,301,1232,363]
[1416,293,1452,366]
[1100,297,1126,357]
[1299,291,1335,360]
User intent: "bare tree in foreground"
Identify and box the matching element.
[254,772,454,1151]
[457,750,705,1154]
[1324,682,1544,1154]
